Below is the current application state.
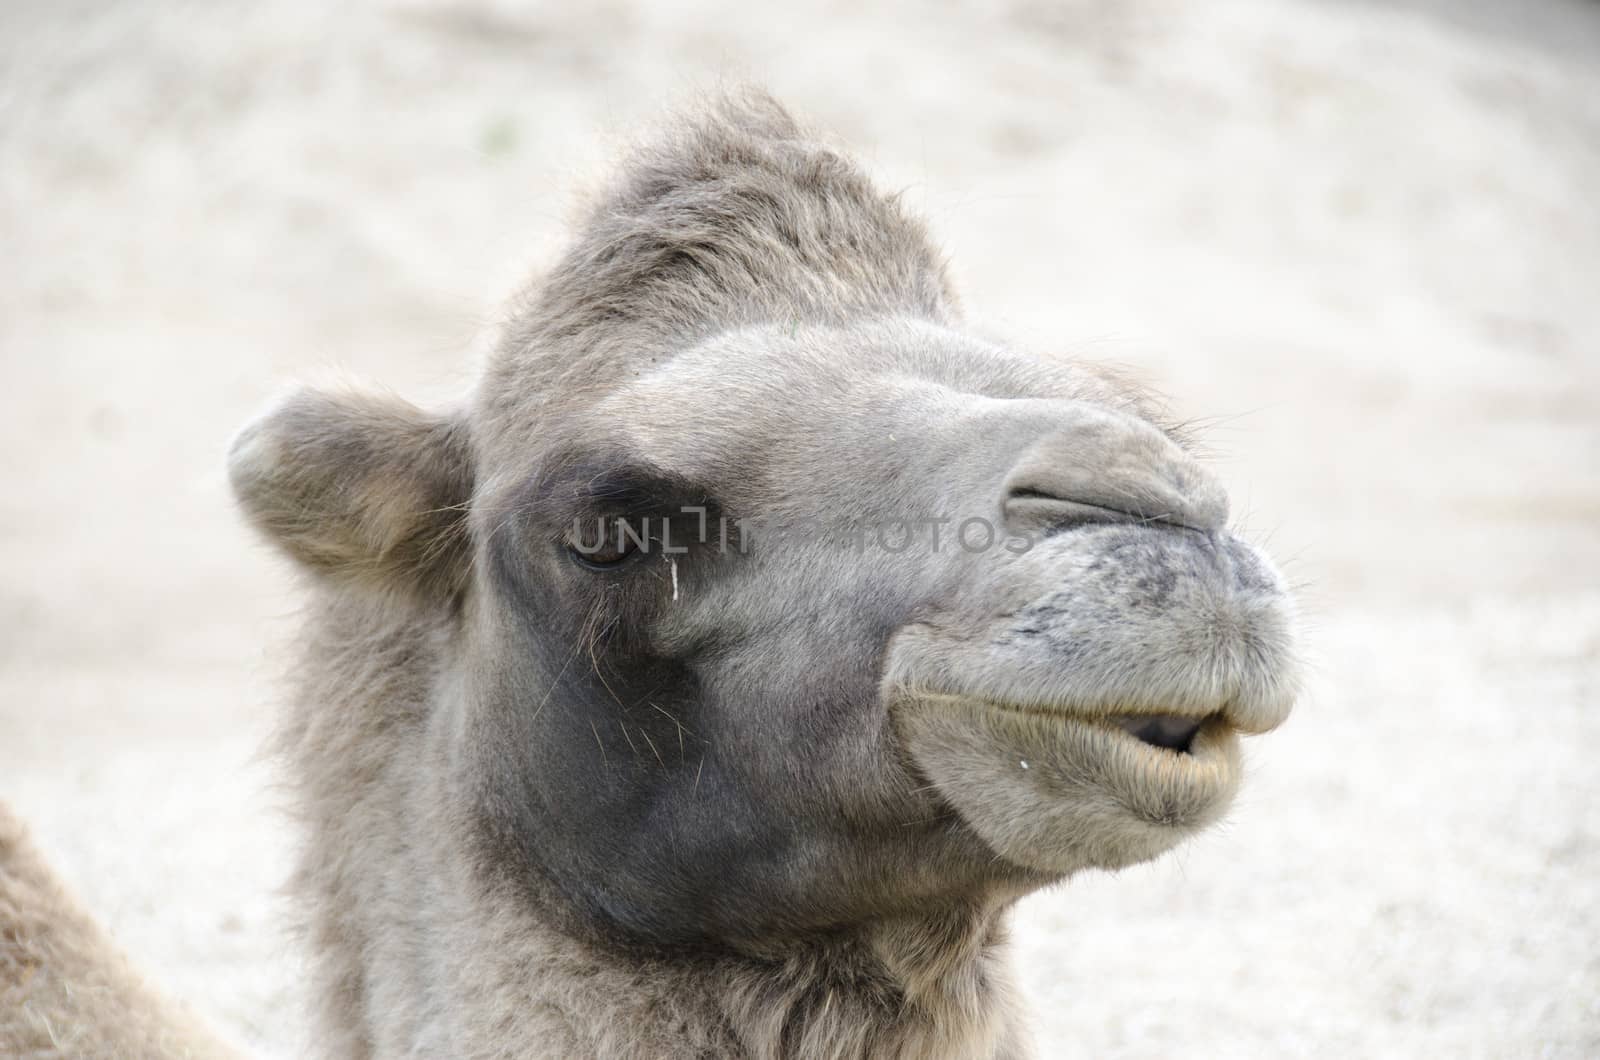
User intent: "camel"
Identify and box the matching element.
[2,90,1298,1058]
[0,804,234,1058]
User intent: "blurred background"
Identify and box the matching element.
[2,0,1596,1055]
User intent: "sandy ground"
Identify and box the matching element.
[2,0,1597,1056]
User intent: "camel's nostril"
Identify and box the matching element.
[1001,414,1230,533]
[1003,490,1148,533]
[1115,714,1204,753]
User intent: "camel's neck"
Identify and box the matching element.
[431,862,1033,1059]
[710,907,1034,1060]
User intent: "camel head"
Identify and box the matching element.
[229,92,1299,956]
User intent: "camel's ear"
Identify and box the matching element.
[228,386,474,600]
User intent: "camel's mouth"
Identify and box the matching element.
[979,703,1240,785]
[1110,712,1208,753]
[959,698,1233,761]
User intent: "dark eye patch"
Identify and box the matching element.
[503,445,725,580]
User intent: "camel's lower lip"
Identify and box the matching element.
[892,696,1246,872]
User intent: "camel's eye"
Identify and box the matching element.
[566,516,645,570]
